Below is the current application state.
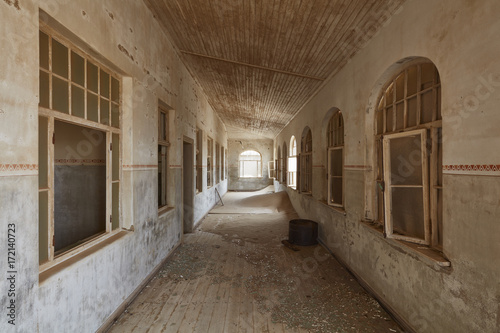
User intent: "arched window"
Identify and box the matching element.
[282,142,287,183]
[287,136,297,188]
[300,128,312,194]
[327,111,344,207]
[276,146,282,183]
[375,61,442,248]
[239,150,262,178]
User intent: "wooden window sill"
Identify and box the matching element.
[360,220,451,269]
[318,200,347,216]
[39,230,131,283]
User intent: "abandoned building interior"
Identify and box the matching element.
[0,0,499,332]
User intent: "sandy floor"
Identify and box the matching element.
[109,188,404,333]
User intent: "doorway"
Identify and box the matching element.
[183,139,194,233]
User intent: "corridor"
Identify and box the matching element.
[109,189,403,332]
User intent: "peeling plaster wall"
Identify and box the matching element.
[228,138,273,191]
[0,0,226,332]
[274,0,500,332]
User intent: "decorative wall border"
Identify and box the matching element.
[345,165,372,171]
[122,165,157,171]
[55,159,106,166]
[443,164,500,176]
[0,164,38,177]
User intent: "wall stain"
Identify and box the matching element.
[106,9,114,20]
[118,44,135,62]
[3,0,20,10]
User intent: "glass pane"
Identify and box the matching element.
[39,31,49,70]
[376,110,384,134]
[377,141,383,178]
[421,90,434,124]
[100,98,110,125]
[87,62,98,93]
[385,83,394,106]
[38,116,48,188]
[39,191,49,264]
[386,107,393,133]
[52,76,69,113]
[39,70,50,108]
[71,51,85,86]
[112,134,120,181]
[111,103,120,128]
[391,187,425,239]
[389,134,422,186]
[421,63,435,90]
[396,102,404,130]
[407,66,417,96]
[112,182,120,230]
[52,39,68,78]
[71,85,85,118]
[87,92,98,122]
[330,149,343,177]
[396,74,405,102]
[160,112,166,141]
[377,186,384,222]
[111,77,120,103]
[407,96,417,128]
[100,70,110,98]
[332,177,343,205]
[437,86,441,120]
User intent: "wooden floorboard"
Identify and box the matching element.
[109,191,404,333]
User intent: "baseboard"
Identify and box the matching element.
[317,238,415,333]
[97,240,182,333]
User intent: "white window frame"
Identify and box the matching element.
[382,129,430,245]
[239,150,262,178]
[38,25,122,271]
[288,137,297,189]
[158,105,170,210]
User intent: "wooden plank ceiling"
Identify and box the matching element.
[144,0,406,138]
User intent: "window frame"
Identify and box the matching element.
[238,150,263,178]
[287,136,297,189]
[196,128,203,192]
[374,61,442,249]
[300,128,313,194]
[215,142,220,184]
[38,25,122,271]
[158,105,170,211]
[207,136,213,187]
[327,111,344,207]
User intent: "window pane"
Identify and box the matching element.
[437,188,443,247]
[52,39,68,78]
[71,51,85,86]
[39,191,49,264]
[39,31,49,70]
[332,177,343,205]
[52,76,69,113]
[112,182,120,230]
[391,187,425,239]
[396,102,404,130]
[100,70,110,98]
[385,83,394,105]
[407,66,417,96]
[111,77,120,103]
[38,116,48,188]
[330,149,343,177]
[87,62,98,93]
[111,103,120,128]
[39,70,50,108]
[112,133,120,181]
[421,90,434,124]
[407,96,417,128]
[376,110,384,134]
[437,128,443,186]
[100,98,110,125]
[389,134,422,186]
[87,92,98,122]
[437,86,441,120]
[71,85,85,118]
[160,112,166,141]
[396,74,405,102]
[386,107,393,133]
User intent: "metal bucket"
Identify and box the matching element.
[288,219,318,246]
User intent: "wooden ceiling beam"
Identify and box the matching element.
[180,50,326,81]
